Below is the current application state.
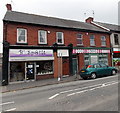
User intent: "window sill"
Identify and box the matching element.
[101,45,106,47]
[57,44,65,46]
[77,44,84,47]
[16,43,28,45]
[38,43,48,45]
[90,45,96,47]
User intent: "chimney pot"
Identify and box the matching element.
[85,17,94,23]
[6,4,12,11]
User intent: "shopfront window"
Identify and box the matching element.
[98,53,108,65]
[84,53,108,66]
[10,62,25,82]
[36,61,53,75]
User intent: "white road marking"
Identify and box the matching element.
[5,108,16,111]
[49,93,59,100]
[67,81,118,97]
[60,80,117,94]
[0,101,14,106]
[49,80,118,99]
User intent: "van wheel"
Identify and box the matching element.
[111,70,116,75]
[91,73,97,79]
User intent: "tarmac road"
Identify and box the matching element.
[1,74,119,112]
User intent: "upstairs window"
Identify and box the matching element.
[90,35,95,46]
[38,30,47,44]
[77,34,83,45]
[101,36,106,46]
[17,28,27,43]
[56,32,64,44]
[114,34,119,45]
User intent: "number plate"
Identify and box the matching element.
[81,71,85,72]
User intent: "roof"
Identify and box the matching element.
[94,21,120,32]
[3,11,108,33]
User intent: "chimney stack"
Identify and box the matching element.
[6,4,12,11]
[85,17,94,23]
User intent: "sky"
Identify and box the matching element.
[0,0,120,53]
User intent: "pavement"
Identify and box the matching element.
[1,74,82,93]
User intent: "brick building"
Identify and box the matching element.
[2,4,111,85]
[86,17,120,66]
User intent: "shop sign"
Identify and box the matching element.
[9,49,54,61]
[57,49,69,57]
[113,48,120,53]
[73,49,110,54]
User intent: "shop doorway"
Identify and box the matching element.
[26,62,35,81]
[72,58,78,75]
[62,58,69,76]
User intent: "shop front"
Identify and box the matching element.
[112,48,120,71]
[73,48,111,70]
[9,49,54,83]
[57,49,69,77]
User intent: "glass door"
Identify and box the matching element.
[26,62,35,81]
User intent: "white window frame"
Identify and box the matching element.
[56,32,64,44]
[101,36,106,46]
[38,30,47,44]
[77,34,83,45]
[17,28,27,43]
[90,35,95,46]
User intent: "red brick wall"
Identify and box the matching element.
[4,22,112,79]
[4,22,111,48]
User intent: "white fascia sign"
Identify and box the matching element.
[57,49,69,57]
[9,49,54,61]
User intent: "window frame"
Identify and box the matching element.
[114,34,119,45]
[77,34,83,45]
[38,30,47,44]
[17,28,27,43]
[90,35,95,46]
[101,36,106,46]
[56,32,64,44]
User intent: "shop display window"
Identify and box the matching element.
[36,61,53,75]
[84,53,108,66]
[98,53,108,65]
[10,62,25,82]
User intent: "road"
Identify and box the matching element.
[1,74,119,112]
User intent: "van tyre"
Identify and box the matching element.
[91,73,97,79]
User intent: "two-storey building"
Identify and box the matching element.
[86,17,120,66]
[2,4,111,85]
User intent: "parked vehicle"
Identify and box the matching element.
[80,63,118,80]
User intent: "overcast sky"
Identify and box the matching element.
[0,0,119,53]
